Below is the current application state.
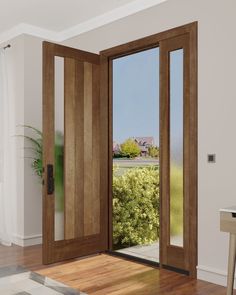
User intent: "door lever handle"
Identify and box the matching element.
[47,164,54,195]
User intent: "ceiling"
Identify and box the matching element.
[0,0,167,43]
[0,0,135,32]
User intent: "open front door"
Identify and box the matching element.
[42,42,108,264]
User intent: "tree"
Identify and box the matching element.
[120,139,140,158]
[148,146,159,158]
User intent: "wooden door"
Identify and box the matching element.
[159,32,197,276]
[42,42,108,264]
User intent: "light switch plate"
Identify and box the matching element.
[208,154,216,163]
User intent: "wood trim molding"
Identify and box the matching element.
[197,265,235,287]
[0,0,168,44]
[12,234,43,247]
[100,22,197,58]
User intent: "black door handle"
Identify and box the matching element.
[47,164,54,195]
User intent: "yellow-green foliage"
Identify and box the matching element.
[113,165,183,248]
[148,146,159,158]
[170,165,183,236]
[113,166,159,248]
[120,139,141,158]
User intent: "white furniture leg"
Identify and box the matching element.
[227,233,236,295]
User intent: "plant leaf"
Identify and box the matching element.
[17,124,43,137]
[16,135,42,149]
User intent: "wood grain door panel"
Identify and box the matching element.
[159,32,197,276]
[43,42,108,264]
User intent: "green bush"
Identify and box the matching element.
[120,139,141,158]
[113,165,183,248]
[170,166,183,236]
[148,146,159,158]
[113,166,159,248]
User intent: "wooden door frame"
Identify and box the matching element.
[100,22,198,277]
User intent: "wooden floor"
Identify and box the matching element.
[0,244,231,294]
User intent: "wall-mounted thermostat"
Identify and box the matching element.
[208,154,216,163]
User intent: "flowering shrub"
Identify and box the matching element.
[113,166,159,248]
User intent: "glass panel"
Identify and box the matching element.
[54,56,64,241]
[112,48,160,262]
[169,49,184,247]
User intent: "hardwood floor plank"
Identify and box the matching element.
[0,245,232,295]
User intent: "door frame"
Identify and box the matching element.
[100,22,198,277]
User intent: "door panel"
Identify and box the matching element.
[160,34,195,273]
[43,42,108,264]
[169,49,184,248]
[54,56,65,241]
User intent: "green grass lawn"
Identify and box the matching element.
[113,159,158,176]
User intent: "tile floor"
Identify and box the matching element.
[0,266,86,295]
[116,237,182,262]
[116,242,159,262]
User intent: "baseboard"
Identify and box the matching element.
[197,265,236,287]
[12,234,42,247]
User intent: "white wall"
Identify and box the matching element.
[4,36,25,245]
[2,0,236,286]
[23,35,43,245]
[63,0,236,286]
[1,35,43,246]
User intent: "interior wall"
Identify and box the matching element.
[2,0,236,286]
[23,35,43,245]
[0,35,43,246]
[1,36,25,245]
[63,0,236,286]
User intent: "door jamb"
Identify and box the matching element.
[100,21,198,277]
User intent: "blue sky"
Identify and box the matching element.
[113,48,159,145]
[170,49,183,164]
[112,47,183,157]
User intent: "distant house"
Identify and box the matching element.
[133,137,154,157]
[113,141,120,156]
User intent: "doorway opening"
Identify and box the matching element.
[104,22,197,275]
[111,45,186,264]
[112,48,160,263]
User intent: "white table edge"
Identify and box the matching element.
[220,206,236,213]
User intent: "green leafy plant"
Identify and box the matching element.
[148,145,159,158]
[19,125,43,177]
[20,126,64,211]
[120,138,141,158]
[113,166,160,248]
